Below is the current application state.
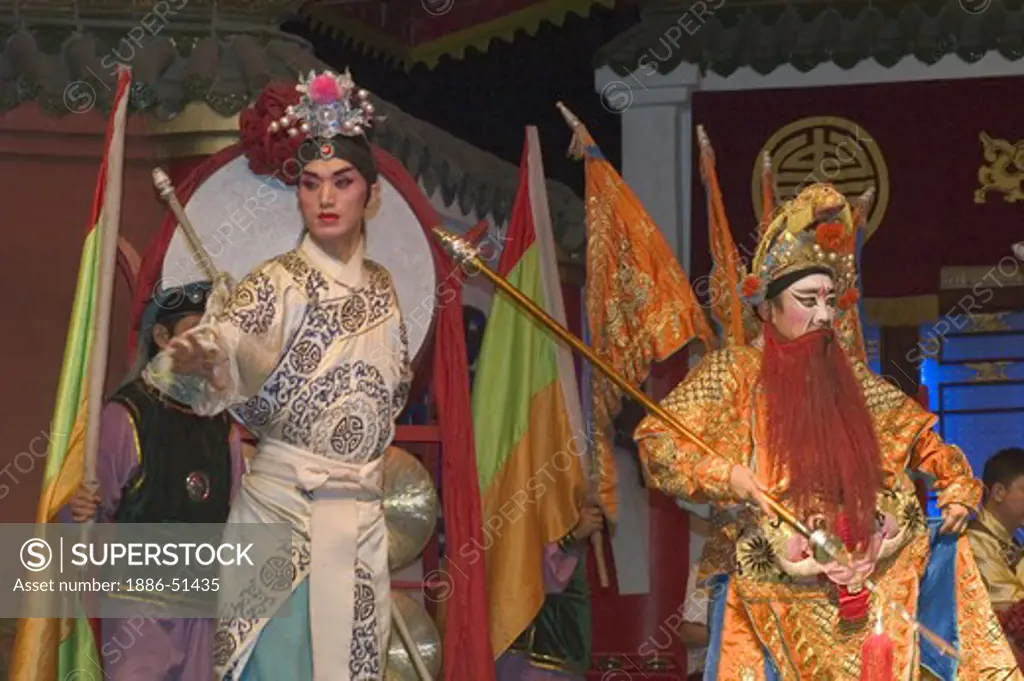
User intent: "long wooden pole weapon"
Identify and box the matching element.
[431,226,960,661]
[152,168,436,681]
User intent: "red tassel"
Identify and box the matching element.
[860,614,894,681]
[839,585,871,623]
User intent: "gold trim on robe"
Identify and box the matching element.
[635,346,1020,679]
[967,507,1024,610]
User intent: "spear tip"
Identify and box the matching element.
[696,125,711,149]
[555,101,581,129]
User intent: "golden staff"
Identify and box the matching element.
[432,226,960,661]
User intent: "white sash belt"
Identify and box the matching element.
[250,440,385,681]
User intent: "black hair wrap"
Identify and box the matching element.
[295,135,379,184]
[765,266,835,300]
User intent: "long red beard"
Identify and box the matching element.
[761,323,883,548]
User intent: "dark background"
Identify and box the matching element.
[283,2,640,197]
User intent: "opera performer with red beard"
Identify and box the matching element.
[635,184,1021,680]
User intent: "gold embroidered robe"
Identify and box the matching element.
[967,507,1024,610]
[967,507,1024,665]
[635,346,1021,680]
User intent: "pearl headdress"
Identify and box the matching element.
[268,69,381,140]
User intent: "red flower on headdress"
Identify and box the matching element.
[741,274,762,298]
[838,287,860,311]
[308,73,342,105]
[815,222,848,252]
[239,82,303,183]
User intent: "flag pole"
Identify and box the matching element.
[83,67,131,495]
[525,125,610,588]
[549,104,613,587]
[431,226,959,661]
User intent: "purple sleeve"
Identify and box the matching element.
[55,402,140,524]
[95,403,142,523]
[542,541,580,595]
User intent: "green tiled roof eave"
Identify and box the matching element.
[1,24,585,253]
[594,0,1024,78]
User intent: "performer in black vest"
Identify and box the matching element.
[67,280,245,681]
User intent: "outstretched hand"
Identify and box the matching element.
[939,502,972,535]
[166,335,227,390]
[729,465,775,519]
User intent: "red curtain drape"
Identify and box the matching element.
[372,148,495,681]
[690,76,1024,302]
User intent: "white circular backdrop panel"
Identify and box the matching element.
[161,155,438,361]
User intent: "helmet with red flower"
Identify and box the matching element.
[697,125,873,359]
[740,184,860,313]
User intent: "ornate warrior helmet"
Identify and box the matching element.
[743,184,860,309]
[696,126,874,359]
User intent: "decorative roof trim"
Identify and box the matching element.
[300,0,615,70]
[594,0,1024,78]
[0,24,584,252]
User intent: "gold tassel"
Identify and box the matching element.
[555,101,586,159]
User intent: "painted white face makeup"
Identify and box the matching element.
[770,273,837,341]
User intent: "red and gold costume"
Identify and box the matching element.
[633,183,1022,679]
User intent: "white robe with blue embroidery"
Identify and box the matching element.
[146,234,412,680]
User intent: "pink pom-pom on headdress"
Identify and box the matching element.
[308,73,342,105]
[267,68,382,141]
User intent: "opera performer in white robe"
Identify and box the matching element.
[144,69,412,681]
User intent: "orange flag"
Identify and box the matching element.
[697,126,748,347]
[559,104,713,522]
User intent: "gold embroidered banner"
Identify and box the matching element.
[573,123,713,521]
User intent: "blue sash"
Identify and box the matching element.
[918,518,960,680]
[703,573,781,680]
